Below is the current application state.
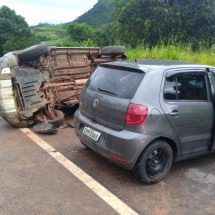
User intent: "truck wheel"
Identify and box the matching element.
[133,141,173,184]
[35,109,64,127]
[2,116,34,128]
[101,46,125,56]
[0,68,34,128]
[16,44,48,63]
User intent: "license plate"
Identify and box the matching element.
[83,126,101,141]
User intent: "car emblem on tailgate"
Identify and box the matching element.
[93,99,98,108]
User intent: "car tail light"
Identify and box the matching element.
[125,103,148,125]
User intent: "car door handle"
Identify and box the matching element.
[169,110,180,116]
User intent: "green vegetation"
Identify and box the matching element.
[127,44,215,66]
[67,23,97,44]
[31,23,98,47]
[114,0,215,49]
[31,0,116,46]
[31,23,70,46]
[0,6,39,56]
[73,0,115,28]
[1,0,215,66]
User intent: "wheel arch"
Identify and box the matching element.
[134,136,178,169]
[152,137,178,161]
[132,136,176,184]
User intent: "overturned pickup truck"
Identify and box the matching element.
[0,44,126,127]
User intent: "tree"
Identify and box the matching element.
[67,23,98,44]
[97,21,122,46]
[73,0,115,28]
[0,6,39,56]
[171,0,215,49]
[113,0,173,46]
[113,0,215,48]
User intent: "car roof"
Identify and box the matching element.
[102,60,214,72]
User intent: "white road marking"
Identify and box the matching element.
[20,128,139,215]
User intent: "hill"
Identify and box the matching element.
[31,23,69,45]
[73,0,115,28]
[31,0,115,45]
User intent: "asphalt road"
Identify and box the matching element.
[0,110,215,215]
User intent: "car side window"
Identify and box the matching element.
[164,72,207,101]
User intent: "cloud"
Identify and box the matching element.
[0,0,98,26]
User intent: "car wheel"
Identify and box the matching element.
[133,141,173,184]
[101,46,125,55]
[35,109,64,127]
[16,44,48,63]
[80,141,90,149]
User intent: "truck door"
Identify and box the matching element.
[160,69,213,156]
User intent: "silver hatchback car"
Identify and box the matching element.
[74,60,215,184]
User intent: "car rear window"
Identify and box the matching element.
[85,66,144,99]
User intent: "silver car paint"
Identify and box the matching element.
[160,68,213,155]
[74,62,215,170]
[80,88,130,131]
[75,109,156,169]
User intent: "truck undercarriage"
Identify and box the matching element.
[0,44,126,127]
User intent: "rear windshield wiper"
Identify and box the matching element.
[98,87,117,96]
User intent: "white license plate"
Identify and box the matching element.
[83,126,101,141]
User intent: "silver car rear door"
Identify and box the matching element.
[160,68,213,156]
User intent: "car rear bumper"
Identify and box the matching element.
[74,109,155,170]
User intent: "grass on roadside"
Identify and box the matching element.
[127,44,215,66]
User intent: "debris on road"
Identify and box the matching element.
[33,122,57,134]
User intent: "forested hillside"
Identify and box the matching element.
[114,0,215,49]
[73,0,115,28]
[68,0,215,50]
[30,0,115,46]
[0,0,215,65]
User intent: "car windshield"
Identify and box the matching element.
[86,66,144,99]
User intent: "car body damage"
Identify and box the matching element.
[0,44,126,127]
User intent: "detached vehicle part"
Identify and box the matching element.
[0,44,126,127]
[33,122,57,134]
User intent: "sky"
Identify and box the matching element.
[0,0,98,26]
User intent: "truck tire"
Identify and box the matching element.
[35,109,64,127]
[101,46,125,56]
[0,72,34,127]
[16,44,48,63]
[2,116,33,128]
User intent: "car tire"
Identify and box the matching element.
[80,141,90,149]
[133,141,173,184]
[101,46,125,56]
[35,109,64,127]
[16,44,48,63]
